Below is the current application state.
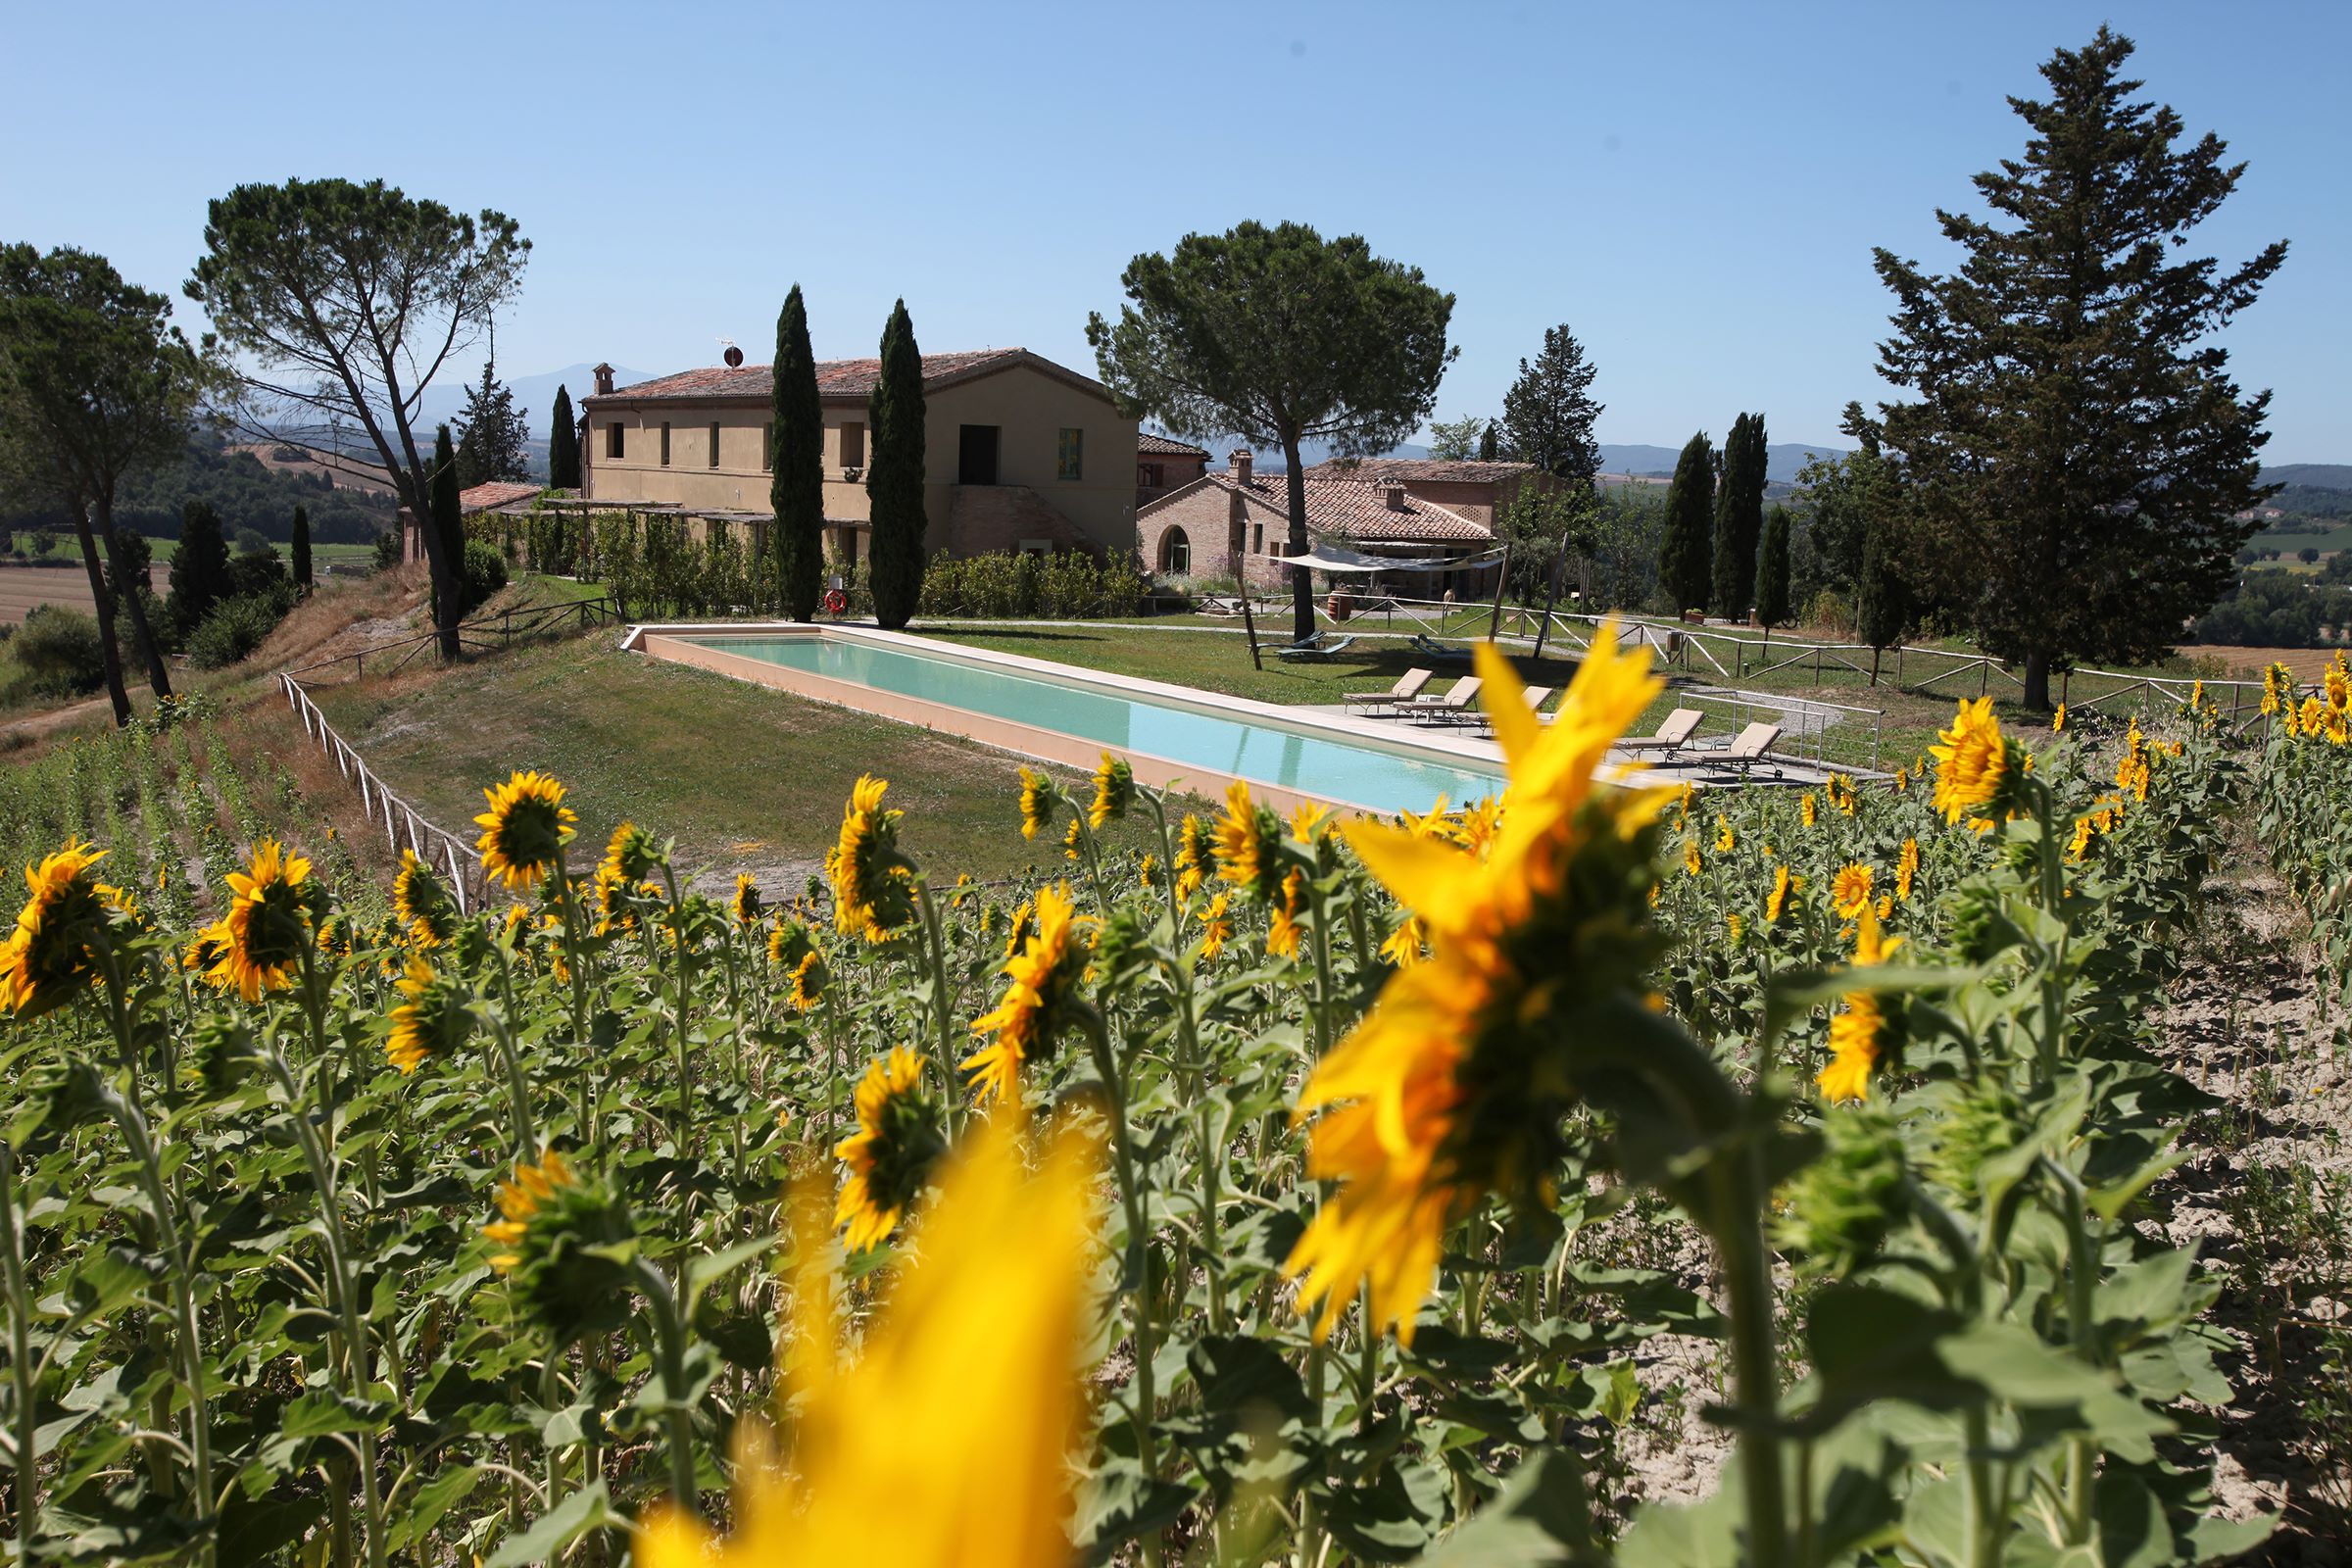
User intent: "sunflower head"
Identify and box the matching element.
[0,838,114,1019]
[387,954,472,1074]
[1213,780,1293,903]
[394,849,458,949]
[2052,703,2068,733]
[1173,813,1212,899]
[1831,861,1875,921]
[473,771,577,892]
[1198,891,1233,959]
[1826,772,1856,815]
[828,775,914,942]
[212,840,324,1002]
[1088,753,1135,828]
[1816,906,1905,1103]
[601,821,665,887]
[482,1150,637,1343]
[1799,792,1818,828]
[788,950,829,1011]
[834,1048,948,1252]
[1765,863,1798,924]
[1266,867,1308,959]
[1714,815,1736,854]
[1929,697,2020,827]
[730,874,763,930]
[1895,838,1920,902]
[964,882,1092,1106]
[1016,766,1060,841]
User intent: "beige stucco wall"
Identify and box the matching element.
[582,363,1139,560]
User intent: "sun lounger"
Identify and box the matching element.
[1345,667,1433,714]
[1406,633,1474,664]
[1613,708,1705,751]
[1721,721,1784,778]
[1472,685,1554,730]
[1398,675,1484,723]
[1275,632,1361,661]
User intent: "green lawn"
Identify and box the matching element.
[4,534,378,567]
[309,636,1166,891]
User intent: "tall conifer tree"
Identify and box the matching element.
[770,287,825,621]
[1754,505,1793,638]
[865,300,927,629]
[1709,413,1767,616]
[291,504,312,589]
[170,500,231,636]
[1656,432,1716,613]
[549,385,580,489]
[429,423,465,624]
[1498,323,1603,484]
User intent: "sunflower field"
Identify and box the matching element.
[0,628,2345,1567]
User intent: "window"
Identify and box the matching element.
[958,424,1001,486]
[607,423,625,460]
[762,422,773,472]
[709,422,720,468]
[1056,427,1083,480]
[1250,522,1263,555]
[660,422,671,466]
[1139,463,1163,488]
[839,421,864,469]
[1160,525,1191,575]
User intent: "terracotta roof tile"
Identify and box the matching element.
[1138,432,1210,458]
[458,480,542,513]
[1200,473,1492,543]
[583,348,1059,404]
[1301,457,1540,484]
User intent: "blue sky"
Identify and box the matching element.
[5,1,2345,461]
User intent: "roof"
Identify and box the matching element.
[458,480,542,514]
[1301,457,1541,484]
[580,348,1113,407]
[1146,471,1492,544]
[1138,432,1210,458]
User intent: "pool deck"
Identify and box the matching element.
[623,621,1509,819]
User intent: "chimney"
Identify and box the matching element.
[1229,447,1253,484]
[1381,479,1409,512]
[593,362,615,396]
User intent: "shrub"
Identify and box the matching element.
[372,528,403,571]
[12,604,108,695]
[187,591,293,669]
[461,539,508,616]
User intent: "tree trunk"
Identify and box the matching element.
[1282,434,1312,644]
[2022,648,2052,712]
[94,496,172,700]
[69,508,133,727]
[1870,645,1882,687]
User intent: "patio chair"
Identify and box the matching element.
[1473,685,1554,730]
[1344,667,1433,715]
[1406,633,1474,665]
[1721,721,1785,778]
[1275,632,1361,662]
[1398,675,1484,724]
[1612,708,1706,751]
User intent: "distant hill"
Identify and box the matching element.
[1598,442,1849,486]
[2261,464,2352,491]
[0,433,394,546]
[414,363,660,435]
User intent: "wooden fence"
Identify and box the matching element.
[278,674,485,913]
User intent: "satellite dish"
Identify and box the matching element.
[722,345,745,368]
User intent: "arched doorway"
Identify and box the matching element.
[1159,525,1191,575]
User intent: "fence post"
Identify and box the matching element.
[1980,659,1988,698]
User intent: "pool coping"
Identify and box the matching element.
[620,620,1507,818]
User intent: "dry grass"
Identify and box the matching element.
[0,564,170,625]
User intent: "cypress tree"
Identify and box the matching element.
[1855,512,1912,684]
[1709,413,1767,616]
[169,499,231,636]
[1656,432,1716,614]
[1754,505,1793,638]
[549,385,581,490]
[865,299,927,629]
[1477,420,1500,462]
[770,287,824,620]
[291,505,313,589]
[430,423,465,625]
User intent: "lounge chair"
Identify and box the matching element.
[1613,708,1705,751]
[1474,685,1553,729]
[1406,633,1474,664]
[1398,675,1484,724]
[1275,632,1361,661]
[1720,721,1784,778]
[1345,667,1433,714]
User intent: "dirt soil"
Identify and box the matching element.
[0,563,170,625]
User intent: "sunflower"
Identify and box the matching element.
[394,849,458,948]
[472,771,576,893]
[1449,797,1502,859]
[1929,697,2010,826]
[1290,801,1332,845]
[2261,662,2288,716]
[1893,765,1910,792]
[2295,696,2325,740]
[0,838,112,1018]
[1817,907,1902,1103]
[635,1121,1093,1568]
[1799,792,1818,828]
[828,775,913,943]
[1088,753,1135,828]
[483,1149,580,1267]
[1765,863,1798,924]
[1060,818,1083,862]
[767,917,814,971]
[1002,898,1035,959]
[1016,766,1058,841]
[833,1047,948,1252]
[1173,813,1213,899]
[1213,780,1289,902]
[1710,815,1735,855]
[387,953,470,1074]
[1199,891,1233,959]
[1895,837,1920,903]
[1137,854,1160,890]
[1682,839,1703,877]
[789,950,828,1011]
[1831,862,1875,922]
[730,874,763,930]
[1285,624,1669,1344]
[210,840,322,1003]
[950,873,975,910]
[964,883,1089,1107]
[2326,658,2349,712]
[1826,773,1856,816]
[2052,703,2068,734]
[592,862,638,936]
[2067,816,2095,863]
[1267,868,1307,959]
[1726,912,1745,946]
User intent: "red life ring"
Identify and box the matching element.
[821,588,849,615]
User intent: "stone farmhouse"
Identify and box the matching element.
[1136,433,1211,508]
[576,349,1140,563]
[1136,450,1515,598]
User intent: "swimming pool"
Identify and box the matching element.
[649,628,1504,815]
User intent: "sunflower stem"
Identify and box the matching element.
[912,882,961,1135]
[2,1142,44,1566]
[631,1256,701,1519]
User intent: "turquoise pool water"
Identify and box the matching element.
[680,634,1503,814]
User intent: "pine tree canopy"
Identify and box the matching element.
[1870,25,2285,708]
[1656,431,1716,613]
[455,361,531,487]
[1498,324,1603,484]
